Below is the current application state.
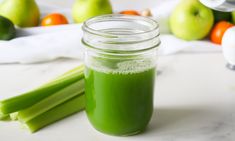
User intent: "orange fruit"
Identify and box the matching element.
[210,21,234,44]
[41,13,68,26]
[120,10,140,16]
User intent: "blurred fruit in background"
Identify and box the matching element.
[0,0,232,45]
[232,11,235,24]
[210,21,234,44]
[0,16,16,40]
[72,0,112,23]
[120,10,140,16]
[41,13,69,26]
[170,0,214,40]
[213,10,232,23]
[141,9,152,17]
[0,0,40,27]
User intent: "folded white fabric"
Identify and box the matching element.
[160,35,221,55]
[0,24,84,64]
[0,1,221,64]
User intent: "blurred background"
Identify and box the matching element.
[36,0,160,11]
[0,0,234,64]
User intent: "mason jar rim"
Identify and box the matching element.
[83,14,159,36]
[82,14,160,54]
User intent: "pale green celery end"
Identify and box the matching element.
[24,94,85,133]
[0,65,84,114]
[18,79,85,122]
[10,112,18,121]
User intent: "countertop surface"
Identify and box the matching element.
[1,0,235,141]
[0,53,235,141]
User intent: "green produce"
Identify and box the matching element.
[23,94,85,133]
[0,0,40,27]
[18,80,84,122]
[232,11,235,23]
[85,67,155,135]
[72,0,113,23]
[10,112,18,120]
[0,65,84,115]
[0,16,16,40]
[213,10,232,23]
[0,113,9,120]
[0,65,85,133]
[170,0,214,40]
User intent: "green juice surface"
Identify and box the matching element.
[85,66,156,135]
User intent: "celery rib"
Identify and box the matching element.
[0,113,9,120]
[10,112,18,121]
[43,65,85,87]
[0,65,86,133]
[0,65,84,115]
[18,79,85,122]
[23,93,85,133]
[50,65,84,83]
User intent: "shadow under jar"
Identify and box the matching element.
[82,14,160,136]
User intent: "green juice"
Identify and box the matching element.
[85,64,156,135]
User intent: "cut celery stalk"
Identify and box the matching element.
[0,65,85,132]
[0,65,84,115]
[50,65,85,82]
[0,113,9,120]
[44,65,85,86]
[18,79,84,122]
[10,112,18,121]
[23,93,85,133]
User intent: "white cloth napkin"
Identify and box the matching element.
[0,1,221,64]
[0,24,84,64]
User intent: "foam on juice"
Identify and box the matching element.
[87,59,156,74]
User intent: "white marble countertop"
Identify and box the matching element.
[1,0,235,140]
[0,53,235,141]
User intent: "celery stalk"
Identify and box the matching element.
[0,65,84,115]
[10,112,18,121]
[18,79,84,122]
[50,65,85,82]
[0,65,86,132]
[23,93,85,133]
[44,65,85,86]
[0,113,9,120]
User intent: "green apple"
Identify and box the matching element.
[170,0,214,40]
[72,0,113,23]
[232,11,235,23]
[0,0,40,27]
[213,10,232,23]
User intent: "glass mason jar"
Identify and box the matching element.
[82,14,160,136]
